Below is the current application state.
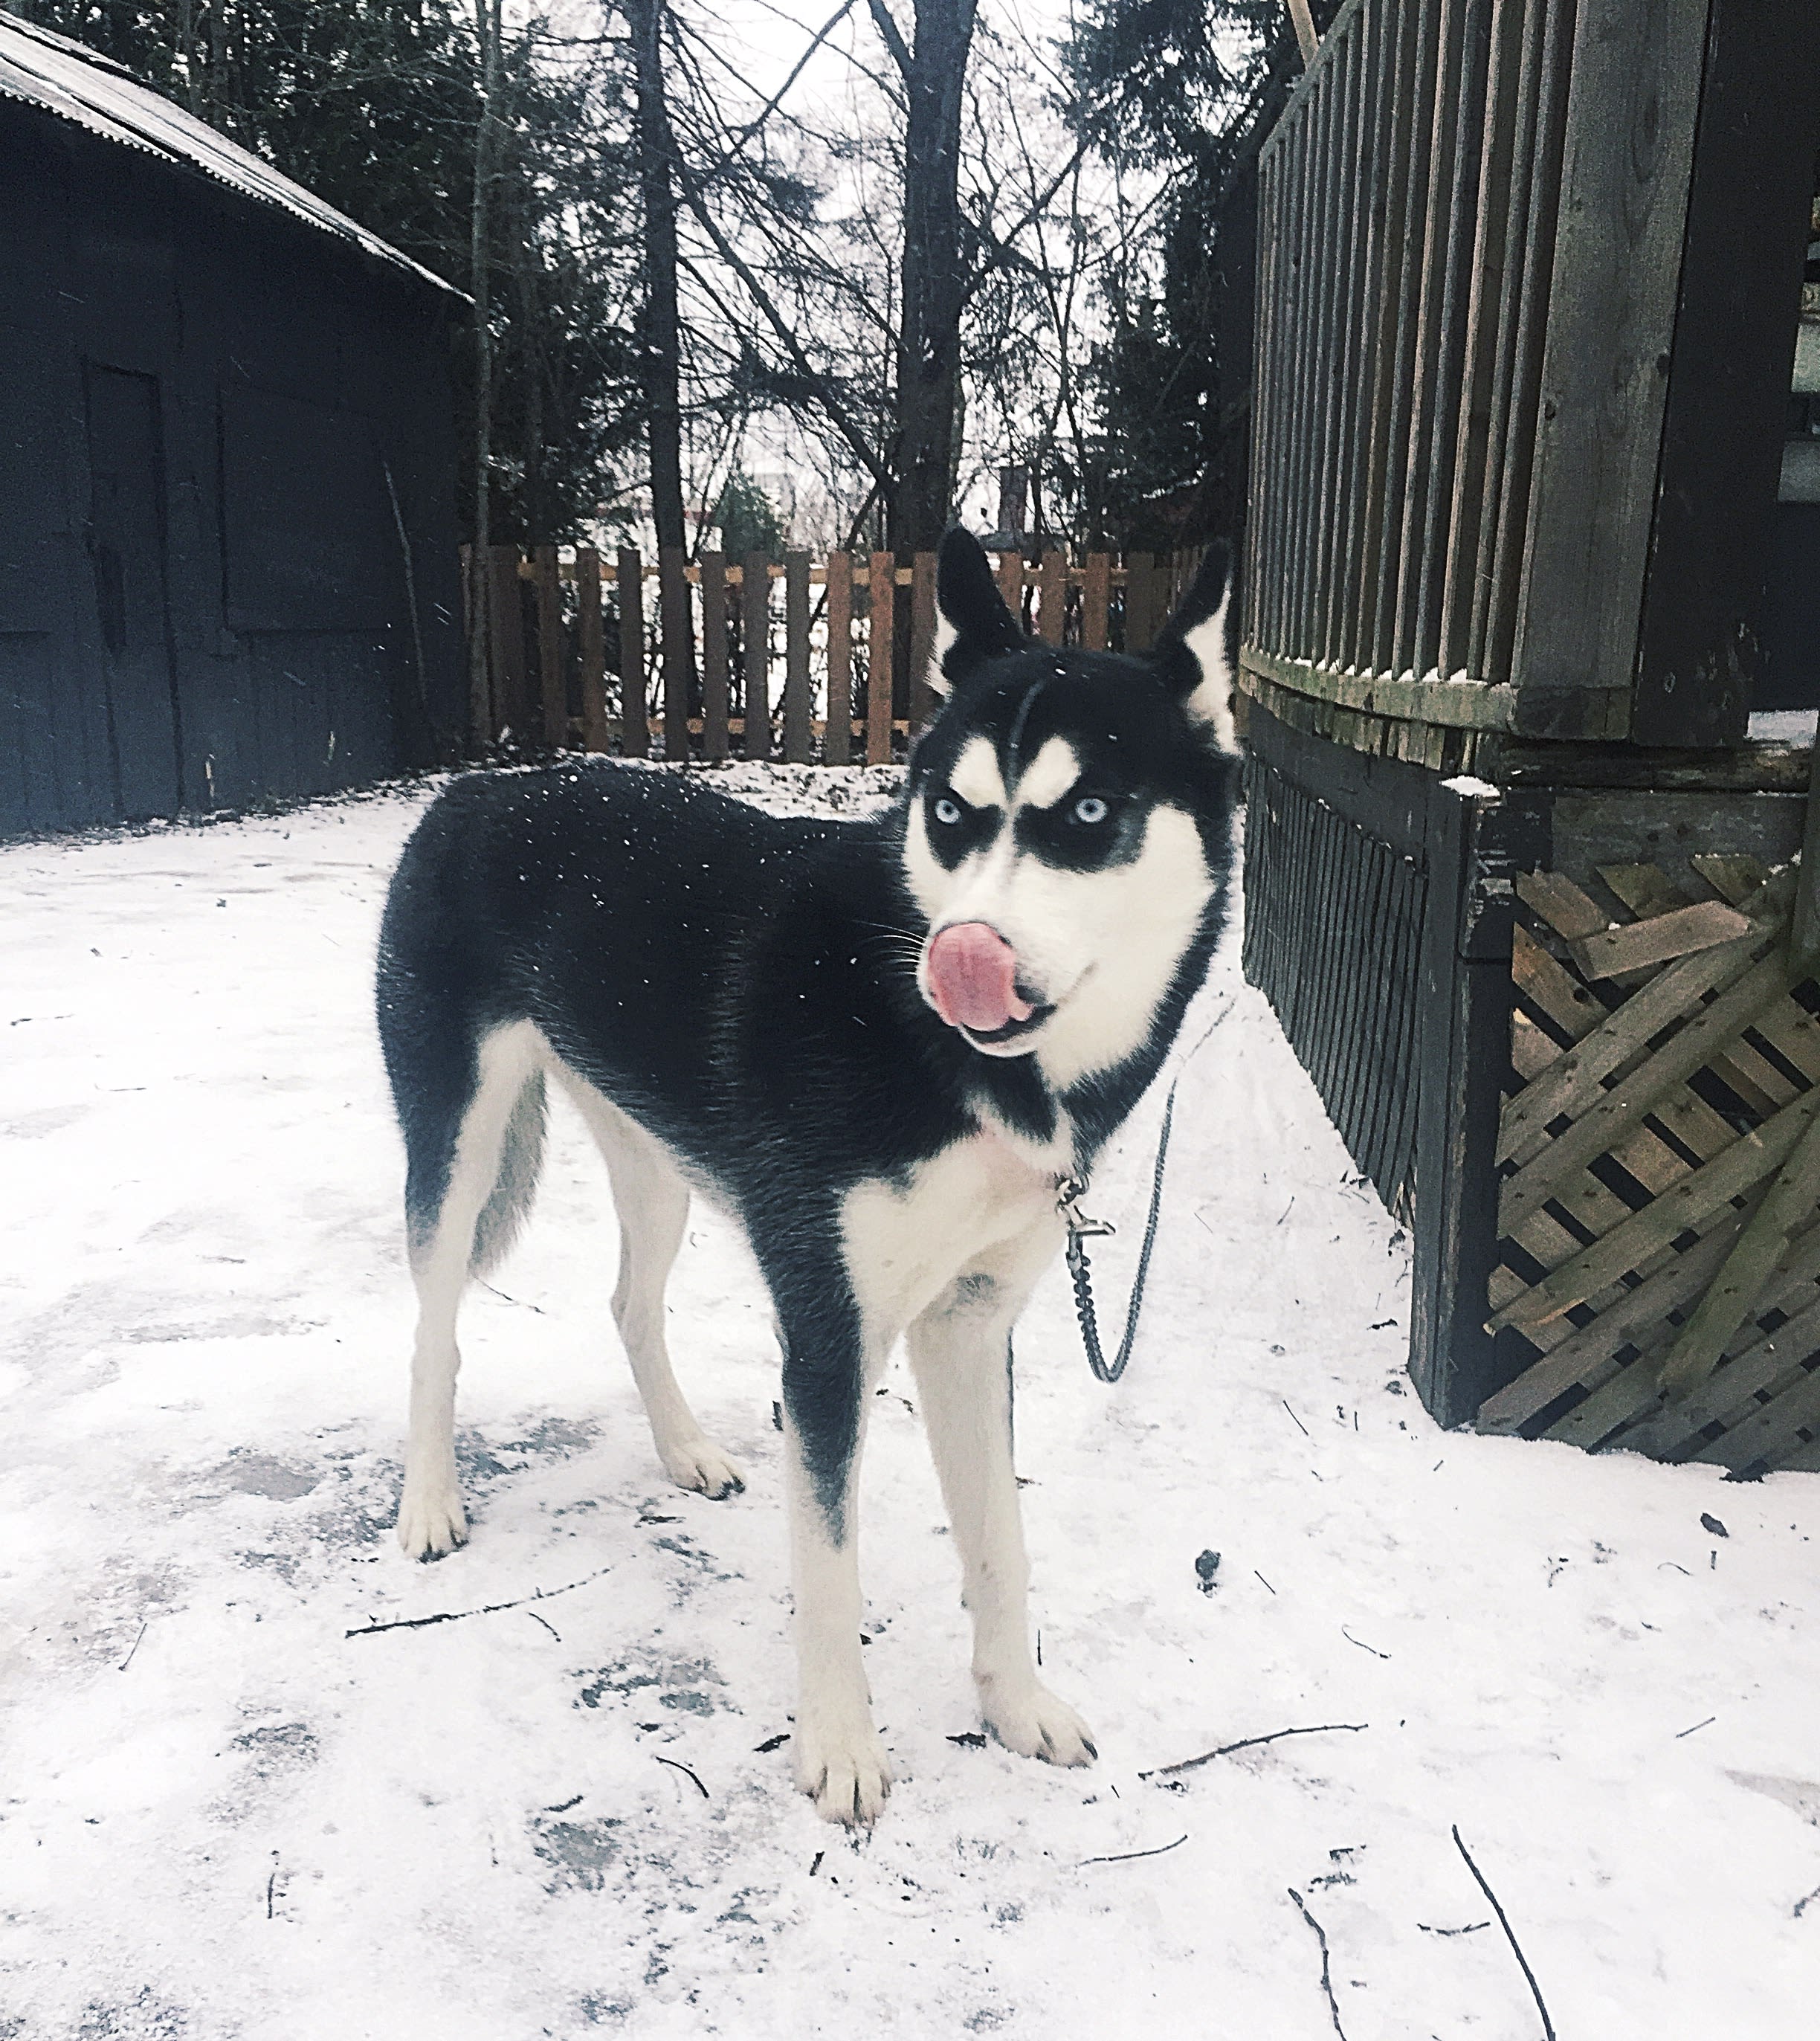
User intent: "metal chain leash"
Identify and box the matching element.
[1055,996,1230,1385]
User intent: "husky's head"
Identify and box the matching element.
[905,529,1239,1091]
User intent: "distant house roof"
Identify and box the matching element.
[0,8,459,296]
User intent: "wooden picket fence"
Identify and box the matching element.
[458,544,1196,761]
[1477,852,1820,1475]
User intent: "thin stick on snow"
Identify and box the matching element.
[344,1565,612,1638]
[1288,1887,1348,2039]
[1077,1834,1187,1866]
[1139,1723,1367,1779]
[653,1753,710,1799]
[480,1280,544,1313]
[1452,1825,1557,2041]
[117,1621,148,1672]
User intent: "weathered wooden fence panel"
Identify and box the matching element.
[459,545,1189,764]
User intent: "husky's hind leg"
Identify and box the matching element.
[557,1075,746,1500]
[396,1022,545,1558]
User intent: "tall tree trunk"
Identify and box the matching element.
[878,0,978,554]
[629,0,688,562]
[468,0,503,746]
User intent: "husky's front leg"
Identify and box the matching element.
[778,1289,890,1825]
[906,1224,1097,1767]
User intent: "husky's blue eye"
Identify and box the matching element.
[1072,796,1109,825]
[934,796,962,825]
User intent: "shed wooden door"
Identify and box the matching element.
[84,363,181,818]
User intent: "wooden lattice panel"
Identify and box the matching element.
[1477,854,1820,1476]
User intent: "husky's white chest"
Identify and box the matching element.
[838,1119,1068,1351]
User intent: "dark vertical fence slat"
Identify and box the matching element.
[1330,815,1374,1122]
[1266,134,1300,656]
[824,552,853,764]
[1480,0,1577,699]
[575,546,607,752]
[909,549,938,728]
[617,546,646,758]
[1335,0,1393,662]
[1464,5,1543,680]
[533,544,565,747]
[1389,0,1469,681]
[460,545,488,745]
[1335,822,1390,1144]
[1317,13,1367,668]
[1123,551,1152,652]
[743,552,771,761]
[659,546,691,762]
[1406,0,1494,683]
[700,549,729,763]
[1369,0,1440,678]
[1280,95,1318,659]
[1245,149,1277,650]
[1303,28,1351,663]
[1347,0,1419,668]
[1439,0,1529,681]
[866,551,894,764]
[783,549,813,762]
[486,546,522,743]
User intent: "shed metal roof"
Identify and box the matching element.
[0,9,460,296]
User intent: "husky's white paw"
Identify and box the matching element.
[980,1679,1098,1767]
[396,1478,468,1560]
[662,1437,746,1501]
[793,1715,892,1825]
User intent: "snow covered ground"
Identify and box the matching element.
[4,763,1819,2040]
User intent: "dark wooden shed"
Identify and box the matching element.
[0,11,465,837]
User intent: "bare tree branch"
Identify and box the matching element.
[865,0,914,82]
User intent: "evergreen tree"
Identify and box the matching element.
[711,469,785,558]
[1062,0,1337,546]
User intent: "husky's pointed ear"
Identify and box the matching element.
[930,528,1025,697]
[1150,541,1238,753]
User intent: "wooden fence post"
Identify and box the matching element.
[866,551,895,764]
[824,550,853,764]
[533,544,565,748]
[1036,547,1066,645]
[1082,552,1111,650]
[488,545,526,741]
[459,544,488,747]
[996,549,1025,633]
[909,549,938,729]
[659,545,691,763]
[575,546,607,752]
[783,549,813,763]
[743,552,771,761]
[700,550,729,763]
[618,546,646,757]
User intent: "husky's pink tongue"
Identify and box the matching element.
[926,923,1035,1034]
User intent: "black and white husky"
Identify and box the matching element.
[376,528,1238,1823]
